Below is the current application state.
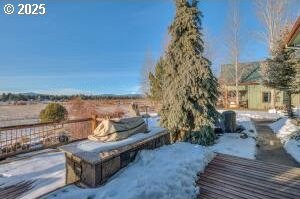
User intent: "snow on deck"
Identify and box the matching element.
[59,127,166,164]
[44,143,215,199]
[269,117,300,163]
[0,149,65,199]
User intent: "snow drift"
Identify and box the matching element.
[269,117,300,163]
[44,143,215,199]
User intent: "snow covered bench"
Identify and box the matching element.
[59,127,170,187]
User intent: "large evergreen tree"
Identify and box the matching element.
[160,0,219,145]
[266,28,298,117]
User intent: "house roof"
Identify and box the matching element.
[286,17,300,49]
[219,61,263,85]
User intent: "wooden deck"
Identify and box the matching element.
[0,180,35,199]
[197,153,300,199]
[1,153,300,199]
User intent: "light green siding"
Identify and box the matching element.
[224,84,300,110]
[292,94,300,108]
[226,85,247,91]
[247,85,283,110]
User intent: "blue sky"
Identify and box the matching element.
[0,0,299,95]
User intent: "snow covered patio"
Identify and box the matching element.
[0,111,299,199]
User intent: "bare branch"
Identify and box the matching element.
[254,0,289,55]
[254,0,295,109]
[140,50,155,96]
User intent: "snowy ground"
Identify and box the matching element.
[0,112,261,199]
[0,149,65,199]
[148,112,258,159]
[210,115,257,159]
[44,143,214,199]
[293,107,300,117]
[269,117,300,163]
[219,109,281,120]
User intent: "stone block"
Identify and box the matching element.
[63,129,170,187]
[120,150,137,168]
[65,155,80,185]
[291,118,300,126]
[101,156,121,182]
[155,136,164,148]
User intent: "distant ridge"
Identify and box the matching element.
[20,92,40,96]
[2,92,142,97]
[0,92,143,100]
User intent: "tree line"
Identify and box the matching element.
[0,93,143,102]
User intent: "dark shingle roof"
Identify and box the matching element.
[219,61,263,85]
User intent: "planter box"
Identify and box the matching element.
[60,128,170,187]
[291,117,300,126]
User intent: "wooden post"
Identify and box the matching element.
[91,114,98,131]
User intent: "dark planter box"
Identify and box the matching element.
[291,117,300,126]
[61,129,170,187]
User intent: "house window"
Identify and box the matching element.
[262,92,271,103]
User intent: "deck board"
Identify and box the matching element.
[198,153,300,199]
[0,180,35,199]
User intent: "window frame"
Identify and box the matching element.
[262,92,271,103]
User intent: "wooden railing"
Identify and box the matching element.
[0,117,94,159]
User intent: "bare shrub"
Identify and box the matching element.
[68,98,97,119]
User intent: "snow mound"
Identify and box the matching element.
[45,143,215,199]
[210,133,256,159]
[293,108,300,117]
[236,115,257,136]
[269,118,300,163]
[269,118,299,141]
[210,115,257,159]
[268,109,277,114]
[236,110,281,120]
[218,109,281,120]
[284,139,300,163]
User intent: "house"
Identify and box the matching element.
[219,17,300,111]
[220,61,282,110]
[286,16,300,88]
[286,17,300,50]
[286,16,300,107]
[219,61,300,110]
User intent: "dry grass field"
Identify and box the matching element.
[0,99,153,127]
[0,104,46,127]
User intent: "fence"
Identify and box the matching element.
[0,117,94,159]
